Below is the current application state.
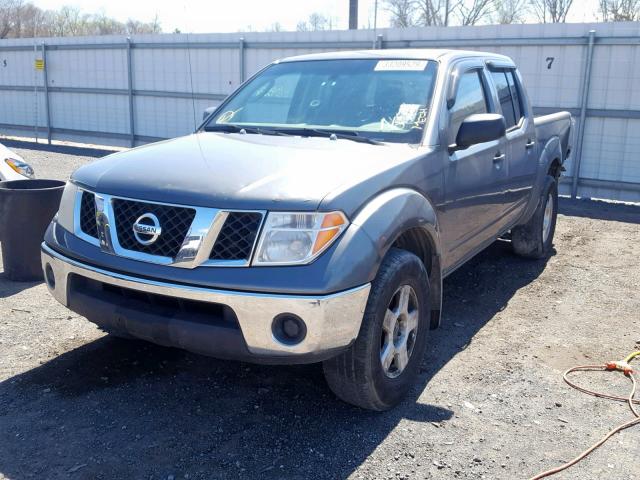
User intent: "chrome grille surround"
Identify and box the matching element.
[74,188,265,269]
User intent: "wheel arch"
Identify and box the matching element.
[548,157,562,178]
[517,136,564,226]
[352,188,443,329]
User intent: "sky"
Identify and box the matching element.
[31,0,601,33]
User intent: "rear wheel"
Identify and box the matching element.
[323,248,430,411]
[512,175,558,259]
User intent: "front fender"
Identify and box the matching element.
[350,188,443,328]
[352,188,440,260]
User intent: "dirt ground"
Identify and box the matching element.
[1,139,639,480]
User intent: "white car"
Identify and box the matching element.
[0,142,35,181]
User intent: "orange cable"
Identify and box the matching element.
[528,358,639,480]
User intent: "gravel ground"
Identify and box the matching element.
[1,139,639,480]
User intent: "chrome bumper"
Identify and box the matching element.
[41,243,370,358]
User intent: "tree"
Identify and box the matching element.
[11,2,50,37]
[455,0,494,25]
[384,0,416,27]
[266,21,283,32]
[529,0,574,22]
[414,0,455,26]
[296,12,333,31]
[0,0,22,38]
[493,0,528,23]
[0,1,162,38]
[599,0,640,20]
[125,15,161,35]
[53,6,87,36]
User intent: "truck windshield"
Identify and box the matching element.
[204,59,438,144]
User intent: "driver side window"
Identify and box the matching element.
[448,70,489,145]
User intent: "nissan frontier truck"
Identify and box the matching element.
[41,49,572,410]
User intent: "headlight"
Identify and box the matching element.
[5,158,35,178]
[56,181,78,233]
[253,211,348,265]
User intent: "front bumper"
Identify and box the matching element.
[41,243,370,363]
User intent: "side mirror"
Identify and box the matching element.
[202,106,217,121]
[449,113,506,153]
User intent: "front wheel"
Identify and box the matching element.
[323,248,430,411]
[512,175,558,259]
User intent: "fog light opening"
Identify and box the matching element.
[272,313,307,346]
[44,263,56,289]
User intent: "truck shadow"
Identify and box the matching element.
[0,240,550,480]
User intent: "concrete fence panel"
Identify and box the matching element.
[0,22,639,202]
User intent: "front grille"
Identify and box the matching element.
[79,191,98,239]
[112,199,196,258]
[210,212,263,261]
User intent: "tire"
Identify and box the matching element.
[102,328,135,340]
[512,175,558,259]
[323,248,430,411]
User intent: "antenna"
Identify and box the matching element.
[183,3,198,132]
[372,0,378,48]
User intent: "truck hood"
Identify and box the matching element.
[72,132,425,214]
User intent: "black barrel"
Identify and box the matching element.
[0,179,65,281]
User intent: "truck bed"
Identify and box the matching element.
[534,111,573,161]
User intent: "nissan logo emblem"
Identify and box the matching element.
[132,213,162,245]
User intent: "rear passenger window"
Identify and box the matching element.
[506,71,524,122]
[490,69,524,130]
[449,70,488,145]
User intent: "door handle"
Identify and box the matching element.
[493,152,505,170]
[525,139,536,149]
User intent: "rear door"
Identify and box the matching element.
[439,61,509,269]
[487,66,537,215]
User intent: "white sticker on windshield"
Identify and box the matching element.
[374,60,428,71]
[393,104,421,127]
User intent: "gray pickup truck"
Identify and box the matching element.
[42,49,572,410]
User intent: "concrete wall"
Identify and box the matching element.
[1,22,639,202]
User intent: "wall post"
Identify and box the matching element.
[572,29,596,199]
[41,42,51,145]
[126,37,135,148]
[239,37,245,83]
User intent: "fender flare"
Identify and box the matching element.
[518,136,563,225]
[351,188,444,329]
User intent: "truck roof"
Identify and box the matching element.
[278,49,513,64]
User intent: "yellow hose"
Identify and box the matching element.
[624,351,640,364]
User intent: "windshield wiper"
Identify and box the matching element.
[274,127,383,145]
[204,124,382,145]
[203,124,291,137]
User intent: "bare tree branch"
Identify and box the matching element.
[455,0,494,25]
[493,0,528,23]
[599,0,640,20]
[414,0,457,26]
[0,0,23,38]
[296,12,335,31]
[384,0,417,27]
[0,0,162,38]
[529,0,574,23]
